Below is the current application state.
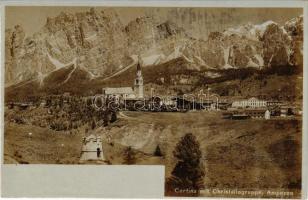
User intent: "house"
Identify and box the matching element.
[280,105,298,117]
[216,97,232,110]
[231,113,250,120]
[232,97,267,109]
[244,109,267,118]
[280,107,288,117]
[103,87,136,99]
[267,100,283,107]
[224,108,270,120]
[80,134,105,161]
[147,96,177,111]
[175,96,207,110]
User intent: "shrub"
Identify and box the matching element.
[123,146,136,165]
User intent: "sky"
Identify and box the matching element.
[5,6,302,39]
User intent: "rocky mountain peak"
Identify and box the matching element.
[284,15,303,66]
[6,25,25,58]
[261,21,291,67]
[5,9,303,88]
[284,15,303,37]
[156,20,185,38]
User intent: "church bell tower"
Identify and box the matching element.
[134,62,144,98]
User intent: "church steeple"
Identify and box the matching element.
[134,61,144,98]
[137,62,141,71]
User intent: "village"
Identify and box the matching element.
[6,61,302,120]
[4,60,302,165]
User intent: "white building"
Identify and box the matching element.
[265,110,271,120]
[232,97,267,109]
[103,87,136,99]
[102,62,144,99]
[80,134,105,161]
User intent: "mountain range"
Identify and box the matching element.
[5,8,303,101]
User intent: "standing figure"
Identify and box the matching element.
[97,147,101,158]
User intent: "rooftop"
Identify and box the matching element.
[103,87,134,95]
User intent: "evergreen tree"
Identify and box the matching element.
[103,111,110,127]
[154,144,163,157]
[110,111,117,123]
[166,133,205,196]
[86,97,93,107]
[59,95,64,108]
[46,98,52,107]
[91,120,96,130]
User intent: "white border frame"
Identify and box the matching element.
[0,1,307,199]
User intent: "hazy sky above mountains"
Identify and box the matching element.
[6,6,302,39]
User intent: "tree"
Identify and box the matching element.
[154,144,163,157]
[166,133,205,196]
[69,121,73,130]
[103,111,110,127]
[123,146,136,165]
[59,95,64,108]
[91,120,96,130]
[110,111,117,123]
[86,97,93,107]
[46,98,52,107]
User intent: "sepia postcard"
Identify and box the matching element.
[1,1,306,199]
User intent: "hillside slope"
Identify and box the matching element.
[5,55,303,102]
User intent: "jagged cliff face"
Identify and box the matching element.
[177,18,297,70]
[5,8,303,86]
[125,17,190,66]
[43,8,130,74]
[261,23,291,67]
[5,8,131,85]
[284,15,303,67]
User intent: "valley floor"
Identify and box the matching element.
[3,111,302,198]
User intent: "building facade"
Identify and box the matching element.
[103,87,135,99]
[232,97,267,109]
[267,100,283,107]
[80,134,105,161]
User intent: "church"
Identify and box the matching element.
[102,62,144,99]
